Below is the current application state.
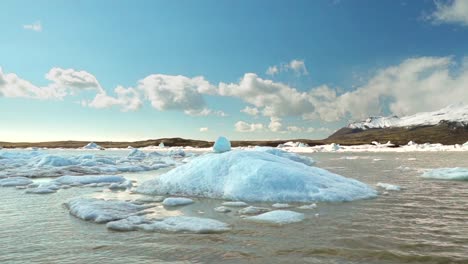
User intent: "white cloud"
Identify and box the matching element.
[266,65,279,76]
[235,121,264,132]
[219,73,314,118]
[266,59,308,76]
[199,127,208,132]
[240,106,259,116]
[0,67,102,100]
[429,0,468,26]
[268,117,283,132]
[138,74,215,113]
[286,126,303,132]
[23,21,42,32]
[86,86,142,112]
[307,56,468,121]
[184,108,227,117]
[289,59,308,75]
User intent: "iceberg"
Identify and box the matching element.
[82,142,104,150]
[246,210,305,224]
[137,150,377,202]
[422,168,468,181]
[213,136,231,153]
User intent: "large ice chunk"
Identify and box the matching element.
[213,136,231,153]
[138,150,376,202]
[54,175,126,185]
[246,210,305,224]
[422,168,468,181]
[0,177,33,187]
[65,198,150,223]
[162,197,194,207]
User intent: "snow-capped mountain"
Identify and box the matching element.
[348,104,468,130]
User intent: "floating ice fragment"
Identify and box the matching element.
[246,210,305,224]
[297,203,317,210]
[138,216,230,234]
[82,142,104,150]
[221,201,248,207]
[376,182,401,191]
[422,168,468,181]
[162,197,194,207]
[272,203,291,208]
[214,206,232,213]
[0,177,33,187]
[238,206,271,215]
[65,198,150,223]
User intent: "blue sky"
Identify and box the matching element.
[1,0,468,142]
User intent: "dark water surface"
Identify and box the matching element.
[1,151,467,263]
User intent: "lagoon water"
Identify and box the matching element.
[1,150,468,263]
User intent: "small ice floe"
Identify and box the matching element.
[109,180,133,190]
[106,216,147,231]
[408,158,417,161]
[238,206,270,215]
[422,168,468,181]
[65,198,151,223]
[213,136,231,153]
[136,216,230,234]
[272,203,291,209]
[158,142,165,148]
[214,206,232,213]
[54,175,126,185]
[221,201,248,207]
[25,185,58,194]
[0,177,33,187]
[162,197,194,207]
[245,210,305,224]
[376,182,401,191]
[297,203,317,210]
[134,196,165,204]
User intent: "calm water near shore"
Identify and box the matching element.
[1,151,468,263]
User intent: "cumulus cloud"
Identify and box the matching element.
[241,106,260,116]
[219,73,314,118]
[429,0,468,26]
[23,21,42,32]
[199,127,208,132]
[138,74,219,115]
[286,126,303,132]
[307,56,468,121]
[86,86,142,112]
[266,59,308,76]
[0,67,102,100]
[235,121,264,132]
[268,117,283,132]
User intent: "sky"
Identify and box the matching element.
[1,0,468,142]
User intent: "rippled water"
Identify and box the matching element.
[1,151,468,263]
